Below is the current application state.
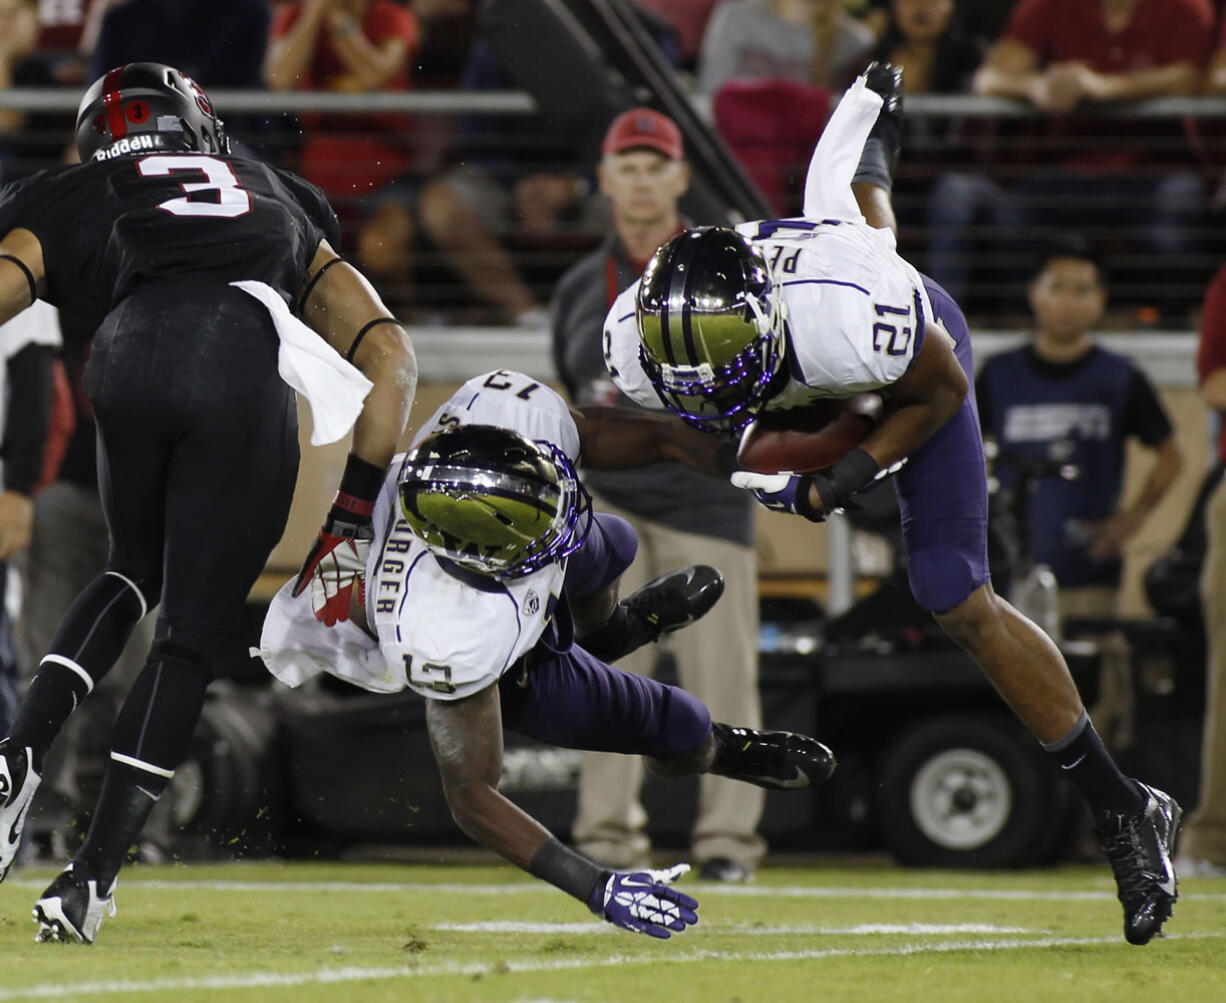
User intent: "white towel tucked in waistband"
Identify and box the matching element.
[231,279,373,446]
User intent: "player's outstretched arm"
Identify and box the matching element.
[571,405,737,477]
[425,683,555,870]
[0,228,45,326]
[292,240,418,623]
[426,685,699,939]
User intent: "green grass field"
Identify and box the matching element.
[0,859,1223,1002]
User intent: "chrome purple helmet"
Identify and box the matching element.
[398,424,593,579]
[636,226,786,433]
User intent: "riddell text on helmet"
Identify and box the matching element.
[92,134,167,160]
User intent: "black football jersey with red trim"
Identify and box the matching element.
[0,151,340,338]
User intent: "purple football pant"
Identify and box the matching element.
[498,511,712,759]
[894,276,991,613]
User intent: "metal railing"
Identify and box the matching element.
[4,87,1225,117]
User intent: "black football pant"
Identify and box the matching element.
[12,282,298,798]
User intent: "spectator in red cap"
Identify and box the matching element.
[550,108,765,883]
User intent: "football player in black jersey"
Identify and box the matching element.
[0,63,417,944]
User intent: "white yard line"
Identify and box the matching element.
[1,934,1223,1001]
[8,878,1225,901]
[431,922,1036,935]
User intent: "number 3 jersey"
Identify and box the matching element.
[258,371,582,702]
[0,152,339,338]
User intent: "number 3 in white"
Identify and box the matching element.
[138,155,252,219]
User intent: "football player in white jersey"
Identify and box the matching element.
[602,64,1181,946]
[259,369,835,939]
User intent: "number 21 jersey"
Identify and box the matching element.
[604,216,937,413]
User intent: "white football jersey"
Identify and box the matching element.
[258,370,581,702]
[603,72,936,416]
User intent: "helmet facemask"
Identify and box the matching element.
[398,427,593,580]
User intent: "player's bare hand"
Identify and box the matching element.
[0,490,33,559]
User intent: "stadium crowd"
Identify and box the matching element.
[0,1,1221,326]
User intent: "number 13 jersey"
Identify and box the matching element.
[0,152,339,338]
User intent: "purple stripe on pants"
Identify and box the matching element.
[894,276,991,613]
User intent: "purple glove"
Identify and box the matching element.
[730,471,825,521]
[589,864,699,939]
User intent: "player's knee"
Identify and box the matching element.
[592,513,638,582]
[647,727,714,779]
[103,569,161,617]
[148,637,217,681]
[655,686,712,761]
[566,513,638,601]
[907,548,985,616]
[148,616,232,680]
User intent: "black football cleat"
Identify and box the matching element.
[0,740,41,882]
[580,565,725,663]
[33,861,117,944]
[709,723,836,790]
[1095,781,1181,946]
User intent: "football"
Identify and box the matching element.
[736,393,882,474]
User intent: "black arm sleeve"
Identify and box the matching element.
[2,342,53,495]
[1123,367,1173,447]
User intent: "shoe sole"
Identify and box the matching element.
[33,899,89,944]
